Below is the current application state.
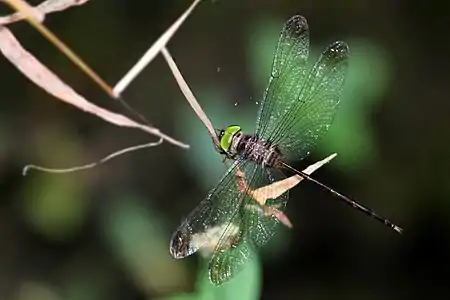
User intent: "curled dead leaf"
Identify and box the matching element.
[0,26,188,149]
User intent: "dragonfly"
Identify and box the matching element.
[169,15,403,285]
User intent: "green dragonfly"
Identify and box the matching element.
[170,15,402,285]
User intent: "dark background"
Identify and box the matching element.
[0,0,449,299]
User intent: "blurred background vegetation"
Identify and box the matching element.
[0,0,449,299]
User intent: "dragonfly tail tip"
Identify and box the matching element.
[393,225,403,234]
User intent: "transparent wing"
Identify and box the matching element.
[208,167,288,285]
[169,159,251,259]
[255,15,309,139]
[267,41,349,161]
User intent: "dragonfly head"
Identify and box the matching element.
[218,125,242,155]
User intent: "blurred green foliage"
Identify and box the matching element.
[21,129,90,240]
[102,195,190,293]
[320,39,392,172]
[159,255,260,300]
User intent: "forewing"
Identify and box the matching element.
[255,15,309,138]
[169,159,251,259]
[208,166,289,285]
[248,168,289,247]
[268,41,350,161]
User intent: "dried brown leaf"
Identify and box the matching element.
[0,26,188,149]
[0,0,89,25]
[251,153,338,204]
[162,47,220,148]
[4,0,115,97]
[243,153,338,228]
[113,0,203,97]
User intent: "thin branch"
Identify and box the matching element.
[23,139,163,175]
